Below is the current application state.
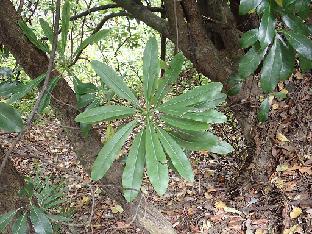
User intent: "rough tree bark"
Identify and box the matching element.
[0,147,25,234]
[0,0,175,233]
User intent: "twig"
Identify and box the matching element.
[70,4,163,21]
[70,4,118,20]
[68,11,129,67]
[0,0,61,176]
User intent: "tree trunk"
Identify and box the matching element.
[0,1,175,233]
[0,147,25,234]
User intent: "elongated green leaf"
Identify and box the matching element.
[12,213,28,234]
[75,105,135,124]
[155,52,184,106]
[209,140,234,154]
[238,47,263,78]
[122,130,145,202]
[91,120,137,181]
[258,98,270,122]
[240,29,258,48]
[162,108,227,124]
[38,77,60,113]
[258,4,276,47]
[46,214,72,222]
[260,38,282,92]
[239,0,262,15]
[76,93,96,109]
[282,14,310,36]
[73,77,98,95]
[0,103,23,132]
[285,0,310,19]
[193,92,227,110]
[0,81,19,97]
[299,55,312,73]
[61,0,71,56]
[284,30,312,60]
[145,121,168,195]
[91,61,139,107]
[159,82,223,110]
[8,74,45,103]
[157,128,194,182]
[161,115,209,131]
[75,29,109,56]
[29,206,52,234]
[18,21,49,53]
[169,130,218,151]
[0,209,18,232]
[39,18,53,45]
[279,40,295,81]
[143,37,159,105]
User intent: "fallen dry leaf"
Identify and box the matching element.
[276,133,289,142]
[111,204,124,214]
[290,207,302,219]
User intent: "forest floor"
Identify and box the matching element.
[1,73,311,234]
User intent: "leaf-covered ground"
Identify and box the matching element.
[0,72,311,234]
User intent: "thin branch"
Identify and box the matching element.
[70,4,164,21]
[68,11,129,67]
[0,0,61,176]
[70,4,118,20]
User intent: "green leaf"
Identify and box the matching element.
[91,61,139,107]
[239,0,262,15]
[260,38,282,92]
[258,4,276,47]
[162,108,227,124]
[75,105,135,124]
[29,206,53,234]
[284,30,312,60]
[157,128,194,182]
[273,91,287,101]
[0,209,18,232]
[279,39,295,81]
[76,93,96,109]
[8,74,45,104]
[169,130,218,151]
[299,55,312,73]
[122,130,145,202]
[238,47,263,78]
[209,140,234,154]
[143,37,159,105]
[282,14,310,36]
[193,92,227,110]
[39,18,53,45]
[155,52,184,106]
[145,121,168,195]
[73,77,97,95]
[285,0,310,19]
[159,82,223,110]
[258,98,270,122]
[0,81,19,97]
[240,29,258,48]
[0,102,23,132]
[74,29,109,56]
[91,120,137,181]
[18,21,49,53]
[61,0,71,56]
[160,114,210,131]
[12,213,29,234]
[38,77,60,113]
[45,214,72,222]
